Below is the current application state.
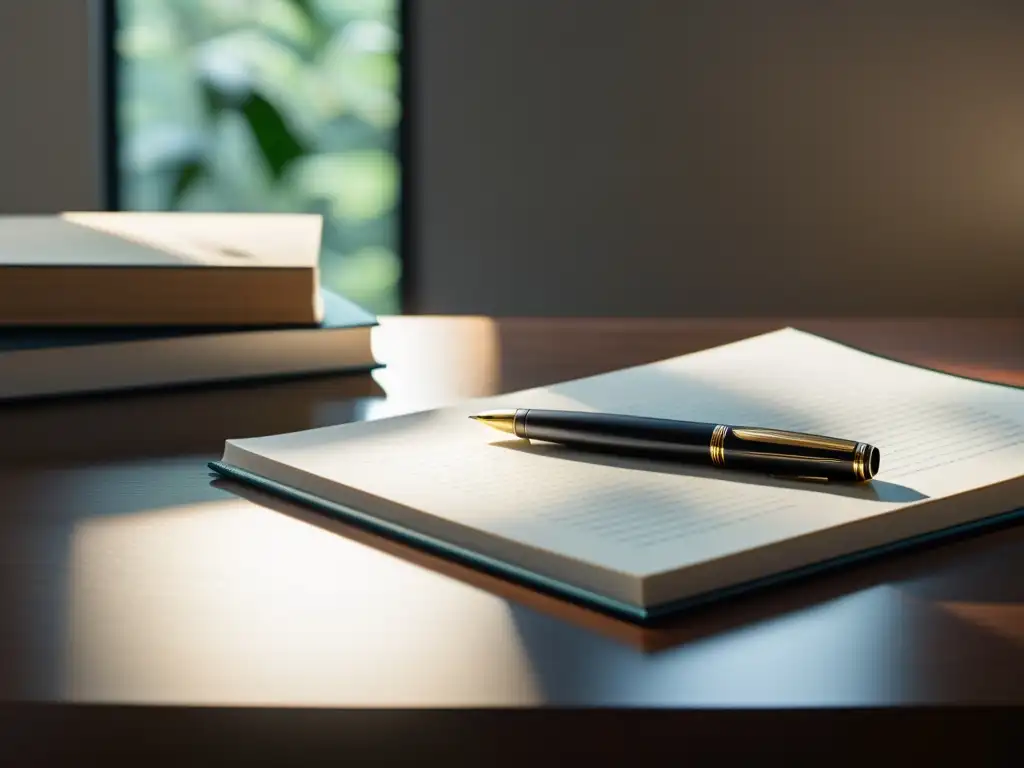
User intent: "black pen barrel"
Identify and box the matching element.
[512,409,879,482]
[514,409,716,464]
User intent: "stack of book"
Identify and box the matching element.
[0,212,377,400]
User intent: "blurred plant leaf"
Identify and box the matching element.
[238,91,308,180]
[198,75,308,183]
[289,0,318,23]
[199,80,232,114]
[288,150,396,220]
[285,0,335,52]
[169,159,207,206]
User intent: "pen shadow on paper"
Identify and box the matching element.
[489,440,929,503]
[505,352,1024,505]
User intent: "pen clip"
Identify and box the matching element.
[731,427,857,452]
[770,474,831,483]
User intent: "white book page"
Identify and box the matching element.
[225,329,1024,578]
[0,213,321,268]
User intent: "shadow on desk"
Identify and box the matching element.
[211,474,1024,654]
[0,373,384,465]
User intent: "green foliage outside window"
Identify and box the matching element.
[117,0,401,314]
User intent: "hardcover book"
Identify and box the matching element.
[0,289,376,401]
[0,212,324,326]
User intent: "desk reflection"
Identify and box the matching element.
[1,317,1022,710]
[58,476,1024,706]
[66,497,540,705]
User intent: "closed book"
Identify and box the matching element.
[0,289,377,401]
[210,329,1024,622]
[0,212,323,326]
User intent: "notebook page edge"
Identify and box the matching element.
[640,472,1024,606]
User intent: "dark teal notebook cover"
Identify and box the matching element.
[208,460,1024,623]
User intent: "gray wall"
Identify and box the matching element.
[411,0,1024,316]
[0,1,104,214]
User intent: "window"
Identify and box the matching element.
[113,0,402,314]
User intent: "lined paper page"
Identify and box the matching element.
[529,331,1024,486]
[226,329,1024,578]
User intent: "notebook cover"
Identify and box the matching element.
[208,460,1024,624]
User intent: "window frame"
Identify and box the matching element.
[103,0,411,313]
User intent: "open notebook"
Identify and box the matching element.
[210,329,1024,621]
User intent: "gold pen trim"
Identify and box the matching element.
[709,424,729,467]
[514,408,529,439]
[853,442,868,481]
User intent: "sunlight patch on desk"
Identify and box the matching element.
[506,585,914,706]
[369,318,501,413]
[65,498,541,705]
[937,601,1024,647]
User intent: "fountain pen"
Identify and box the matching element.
[470,408,879,482]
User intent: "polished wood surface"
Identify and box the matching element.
[2,317,1023,761]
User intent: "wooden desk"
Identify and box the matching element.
[2,318,1023,763]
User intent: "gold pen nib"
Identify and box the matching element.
[469,409,517,435]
